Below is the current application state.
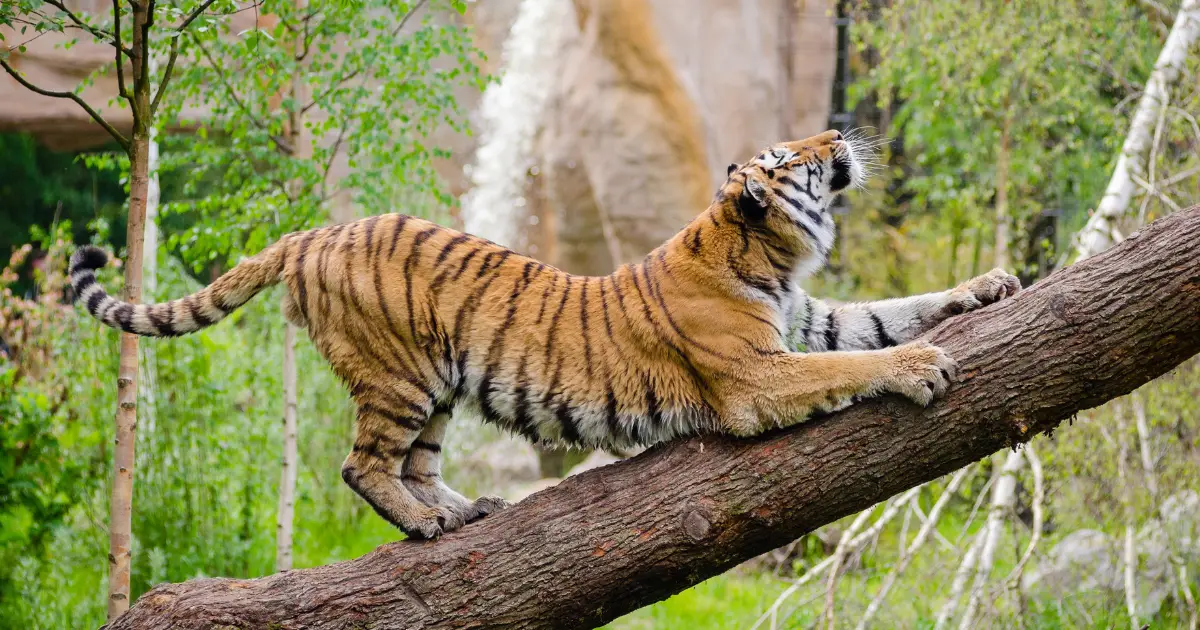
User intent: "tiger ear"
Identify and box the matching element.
[737,174,770,221]
[727,163,739,176]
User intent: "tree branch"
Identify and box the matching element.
[108,207,1200,630]
[41,0,132,56]
[177,0,219,32]
[0,58,130,151]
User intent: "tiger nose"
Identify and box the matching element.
[830,130,843,142]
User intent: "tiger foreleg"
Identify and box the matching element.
[721,342,958,435]
[790,269,1021,352]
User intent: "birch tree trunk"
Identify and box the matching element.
[993,111,1013,270]
[108,1,152,618]
[276,0,310,572]
[277,324,299,572]
[1074,0,1200,258]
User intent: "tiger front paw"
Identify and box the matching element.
[946,268,1022,315]
[879,342,959,406]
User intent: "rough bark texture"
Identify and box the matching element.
[109,207,1200,630]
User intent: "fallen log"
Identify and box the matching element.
[109,206,1200,630]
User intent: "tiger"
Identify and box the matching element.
[69,129,1021,539]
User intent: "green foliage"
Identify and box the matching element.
[844,0,1164,286]
[157,0,486,269]
[0,134,127,271]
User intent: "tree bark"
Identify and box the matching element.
[107,0,151,620]
[108,207,1200,630]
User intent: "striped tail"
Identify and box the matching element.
[69,240,289,337]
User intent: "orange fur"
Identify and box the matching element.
[70,130,963,539]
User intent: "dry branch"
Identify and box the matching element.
[109,207,1200,630]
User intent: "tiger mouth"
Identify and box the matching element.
[830,156,853,192]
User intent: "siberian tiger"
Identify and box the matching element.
[69,130,1021,539]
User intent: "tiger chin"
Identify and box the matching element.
[68,130,1021,540]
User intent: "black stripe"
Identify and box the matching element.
[534,274,558,325]
[605,388,621,439]
[824,311,839,351]
[404,228,439,339]
[146,306,174,336]
[687,228,703,255]
[579,280,593,381]
[509,355,541,442]
[544,276,573,366]
[556,400,582,445]
[85,288,105,315]
[293,230,319,323]
[450,271,503,396]
[644,375,662,428]
[186,296,214,327]
[359,402,424,431]
[475,250,512,280]
[435,234,471,266]
[387,215,411,259]
[74,273,96,296]
[114,303,135,331]
[411,440,441,453]
[868,310,897,348]
[315,224,347,317]
[450,248,481,282]
[598,277,615,340]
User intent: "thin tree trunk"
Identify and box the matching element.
[1075,0,1200,258]
[108,1,152,619]
[993,111,1013,270]
[108,206,1200,630]
[276,0,310,572]
[277,323,299,572]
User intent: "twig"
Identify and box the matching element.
[112,0,130,104]
[821,505,879,630]
[934,528,986,630]
[1114,406,1141,630]
[856,467,972,630]
[958,450,1025,630]
[0,58,130,151]
[41,0,130,55]
[907,490,956,550]
[1004,445,1044,587]
[177,0,220,32]
[151,34,180,116]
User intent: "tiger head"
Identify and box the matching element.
[720,129,873,244]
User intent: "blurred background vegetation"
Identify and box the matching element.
[1,0,1198,628]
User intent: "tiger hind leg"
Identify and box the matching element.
[401,411,510,530]
[341,392,454,540]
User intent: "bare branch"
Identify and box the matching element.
[857,467,972,630]
[113,0,130,103]
[0,58,129,151]
[1004,445,1044,590]
[151,33,180,116]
